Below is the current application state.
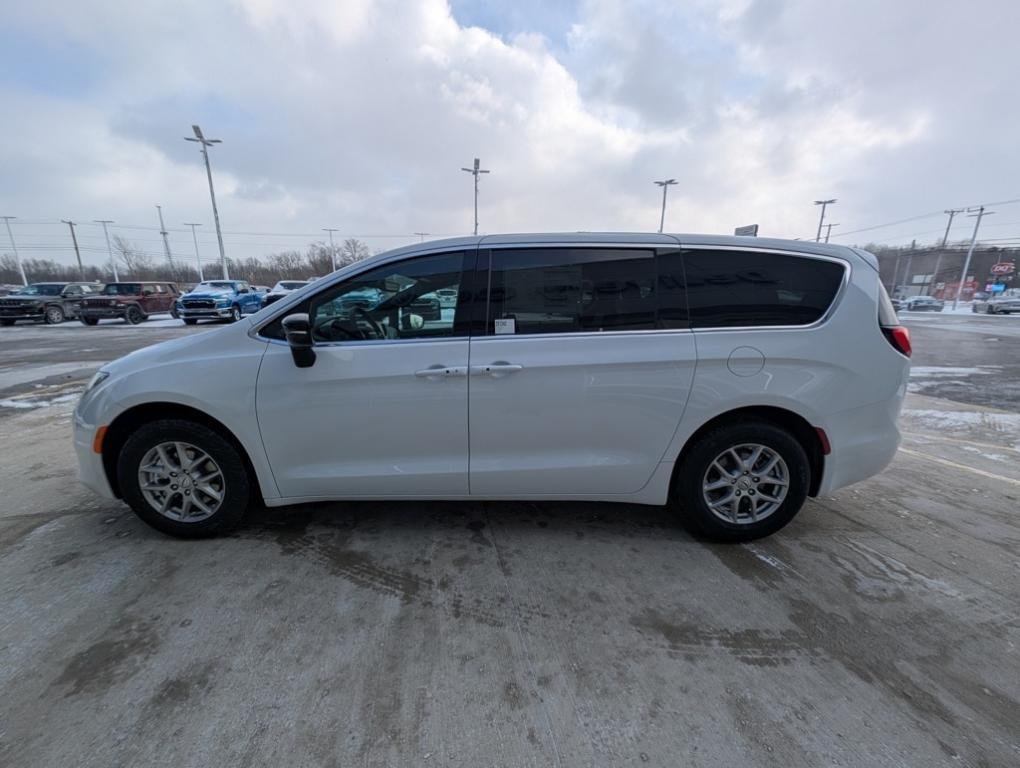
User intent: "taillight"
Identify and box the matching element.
[883,325,911,357]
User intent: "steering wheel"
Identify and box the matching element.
[353,306,385,339]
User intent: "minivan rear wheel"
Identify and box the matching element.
[673,421,809,542]
[117,419,251,538]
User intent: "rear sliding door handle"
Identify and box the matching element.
[414,365,467,379]
[470,363,523,377]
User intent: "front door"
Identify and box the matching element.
[468,246,697,496]
[256,250,474,499]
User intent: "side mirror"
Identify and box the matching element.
[282,313,316,368]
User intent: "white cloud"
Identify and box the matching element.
[1,0,1017,269]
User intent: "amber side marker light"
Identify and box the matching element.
[92,426,108,454]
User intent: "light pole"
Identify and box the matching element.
[155,205,175,274]
[814,199,836,242]
[654,179,677,233]
[61,219,85,280]
[824,222,839,243]
[461,158,490,236]
[953,206,993,310]
[1,216,27,285]
[321,228,339,271]
[93,220,119,280]
[185,125,228,279]
[926,208,964,296]
[183,223,204,281]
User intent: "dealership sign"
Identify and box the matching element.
[990,262,1016,275]
[734,224,759,237]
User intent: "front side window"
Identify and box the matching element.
[485,248,656,335]
[260,251,468,343]
[102,283,142,296]
[679,249,846,328]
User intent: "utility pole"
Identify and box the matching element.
[185,125,228,278]
[321,228,339,271]
[926,208,964,296]
[94,220,119,281]
[1,216,27,285]
[953,206,993,310]
[460,158,490,236]
[61,220,85,280]
[814,199,836,242]
[414,232,430,243]
[183,223,204,281]
[155,205,175,274]
[654,179,678,233]
[824,222,839,243]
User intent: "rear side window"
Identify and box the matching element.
[486,248,656,335]
[678,249,845,328]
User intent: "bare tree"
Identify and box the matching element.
[113,235,155,277]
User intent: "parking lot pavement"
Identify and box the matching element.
[2,316,1019,767]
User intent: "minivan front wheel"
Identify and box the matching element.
[674,422,809,542]
[117,420,250,538]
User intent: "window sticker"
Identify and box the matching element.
[494,317,516,335]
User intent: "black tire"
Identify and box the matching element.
[226,304,241,323]
[117,419,251,538]
[0,319,14,326]
[183,318,198,326]
[986,306,995,314]
[44,305,65,324]
[673,421,810,542]
[125,305,145,324]
[79,316,99,326]
[170,305,180,319]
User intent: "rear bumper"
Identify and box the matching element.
[816,395,905,495]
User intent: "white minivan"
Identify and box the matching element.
[74,233,911,541]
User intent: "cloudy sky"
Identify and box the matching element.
[2,0,1018,269]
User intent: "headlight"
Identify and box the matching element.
[83,370,109,394]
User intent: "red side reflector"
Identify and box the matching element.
[93,426,108,454]
[890,326,912,357]
[815,427,831,455]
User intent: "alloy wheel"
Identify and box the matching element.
[702,443,789,525]
[137,441,226,522]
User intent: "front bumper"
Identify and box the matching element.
[0,307,44,320]
[80,307,127,319]
[177,306,234,318]
[73,408,117,500]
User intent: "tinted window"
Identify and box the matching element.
[678,249,845,328]
[102,283,142,296]
[262,251,468,342]
[486,248,655,335]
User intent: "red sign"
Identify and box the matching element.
[991,262,1016,275]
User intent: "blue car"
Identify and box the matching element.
[175,280,264,325]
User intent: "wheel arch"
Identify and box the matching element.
[102,402,263,502]
[670,405,825,498]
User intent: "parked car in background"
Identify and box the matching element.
[902,295,944,312]
[74,233,910,543]
[889,296,906,312]
[0,282,102,325]
[79,282,180,324]
[176,280,263,324]
[972,289,1020,314]
[261,280,312,308]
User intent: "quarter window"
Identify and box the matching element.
[485,248,656,335]
[677,249,845,328]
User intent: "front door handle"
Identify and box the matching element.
[414,365,467,379]
[470,363,523,378]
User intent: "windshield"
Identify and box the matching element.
[13,284,64,296]
[194,281,235,292]
[276,281,307,291]
[101,283,142,296]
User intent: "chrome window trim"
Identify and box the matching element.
[250,240,853,342]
